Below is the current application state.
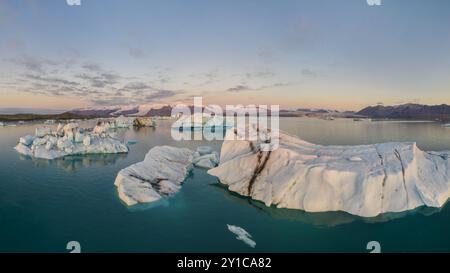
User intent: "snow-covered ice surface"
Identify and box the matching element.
[114,146,194,206]
[208,126,450,217]
[227,224,256,248]
[115,145,220,206]
[14,122,129,160]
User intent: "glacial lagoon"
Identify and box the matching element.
[1,118,450,252]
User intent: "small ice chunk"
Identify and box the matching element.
[197,146,212,155]
[193,152,219,169]
[227,224,256,248]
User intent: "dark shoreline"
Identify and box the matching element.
[0,113,97,122]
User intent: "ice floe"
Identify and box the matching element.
[208,126,450,217]
[193,146,219,169]
[114,146,194,206]
[115,145,220,206]
[227,224,256,248]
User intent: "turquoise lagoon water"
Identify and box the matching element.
[1,118,450,253]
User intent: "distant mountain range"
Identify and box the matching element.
[67,103,450,120]
[68,103,174,117]
[3,103,450,121]
[357,103,450,120]
[67,104,354,118]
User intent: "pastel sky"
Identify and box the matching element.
[1,0,450,112]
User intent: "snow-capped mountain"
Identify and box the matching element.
[67,104,283,117]
[68,103,176,117]
[357,103,450,120]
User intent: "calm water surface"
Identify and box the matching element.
[1,118,450,253]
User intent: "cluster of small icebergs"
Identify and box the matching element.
[13,116,158,160]
[14,120,130,160]
[0,122,17,127]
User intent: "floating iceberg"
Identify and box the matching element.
[227,224,256,248]
[14,123,128,160]
[193,146,219,169]
[115,115,135,128]
[172,113,230,130]
[44,119,56,125]
[115,145,219,205]
[114,146,194,206]
[208,126,450,217]
[133,117,156,127]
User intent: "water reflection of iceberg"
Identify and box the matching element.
[18,153,127,173]
[122,198,170,211]
[209,183,441,227]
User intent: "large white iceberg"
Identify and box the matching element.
[14,122,129,160]
[208,126,450,217]
[114,146,194,206]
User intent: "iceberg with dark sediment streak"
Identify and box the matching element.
[208,126,450,217]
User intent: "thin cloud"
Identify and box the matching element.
[6,55,59,74]
[245,71,276,79]
[128,47,146,58]
[301,69,317,77]
[145,89,179,101]
[24,74,80,86]
[227,82,292,93]
[227,85,252,92]
[123,82,152,90]
[82,63,102,72]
